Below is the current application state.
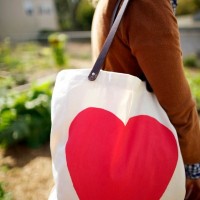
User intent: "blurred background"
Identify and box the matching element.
[0,0,200,199]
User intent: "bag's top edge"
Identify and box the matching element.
[57,68,145,90]
[59,69,142,82]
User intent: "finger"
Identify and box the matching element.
[185,184,194,200]
[185,183,200,200]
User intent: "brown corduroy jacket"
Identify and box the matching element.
[91,0,200,164]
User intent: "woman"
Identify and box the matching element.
[91,0,200,199]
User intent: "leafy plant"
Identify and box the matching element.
[54,0,80,30]
[54,0,95,30]
[0,41,56,92]
[0,182,12,200]
[186,70,200,111]
[0,38,21,71]
[189,76,200,111]
[0,82,52,148]
[76,0,95,30]
[48,33,68,67]
[176,0,200,15]
[184,55,200,68]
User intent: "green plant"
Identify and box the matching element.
[184,55,200,68]
[0,38,11,61]
[76,0,95,30]
[48,33,68,67]
[0,38,22,71]
[0,40,57,92]
[0,82,52,148]
[190,76,200,111]
[176,0,200,15]
[54,0,79,30]
[186,71,200,111]
[0,182,12,200]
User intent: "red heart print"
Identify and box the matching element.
[66,107,178,200]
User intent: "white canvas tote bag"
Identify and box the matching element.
[49,0,185,199]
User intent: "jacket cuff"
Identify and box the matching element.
[185,163,200,179]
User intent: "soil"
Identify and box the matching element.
[0,144,53,200]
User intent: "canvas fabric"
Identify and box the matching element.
[49,69,185,200]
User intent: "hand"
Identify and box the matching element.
[185,178,200,200]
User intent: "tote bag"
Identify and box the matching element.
[49,0,185,199]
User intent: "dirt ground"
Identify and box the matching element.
[0,144,53,200]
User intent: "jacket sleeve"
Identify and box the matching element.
[122,0,200,164]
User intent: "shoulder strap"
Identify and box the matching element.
[88,0,130,81]
[111,0,122,27]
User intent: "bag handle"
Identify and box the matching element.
[88,0,130,81]
[111,0,122,27]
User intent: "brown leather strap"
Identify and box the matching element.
[88,0,130,81]
[111,0,122,27]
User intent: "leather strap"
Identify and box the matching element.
[111,0,122,27]
[88,0,130,81]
